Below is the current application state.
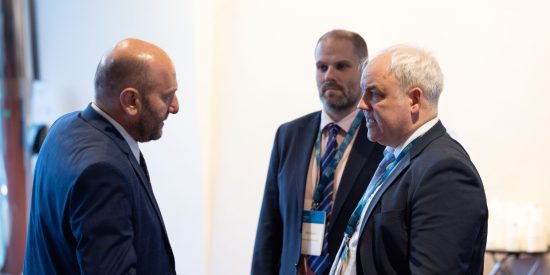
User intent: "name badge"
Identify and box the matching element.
[301,210,326,256]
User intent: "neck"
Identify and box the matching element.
[392,113,438,148]
[94,101,134,136]
[325,106,356,122]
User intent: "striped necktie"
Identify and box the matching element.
[329,148,396,275]
[370,148,395,187]
[309,123,340,274]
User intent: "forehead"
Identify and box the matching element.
[361,55,393,86]
[149,61,178,89]
[315,38,358,62]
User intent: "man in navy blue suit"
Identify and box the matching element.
[24,38,179,274]
[251,30,384,275]
[329,45,488,274]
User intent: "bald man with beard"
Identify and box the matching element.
[24,38,179,275]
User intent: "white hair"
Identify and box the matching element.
[381,45,444,106]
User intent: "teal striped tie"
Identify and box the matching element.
[309,123,340,274]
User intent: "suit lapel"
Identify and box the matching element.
[129,155,168,231]
[81,104,132,156]
[356,121,448,233]
[358,155,411,233]
[295,113,321,214]
[129,154,173,261]
[409,121,447,159]
[330,121,374,232]
[81,104,172,251]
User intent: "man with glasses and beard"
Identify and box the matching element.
[24,38,179,274]
[252,30,384,275]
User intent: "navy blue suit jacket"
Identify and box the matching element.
[356,121,488,274]
[24,105,175,275]
[252,111,384,275]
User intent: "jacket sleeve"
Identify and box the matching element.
[251,127,284,275]
[68,162,137,275]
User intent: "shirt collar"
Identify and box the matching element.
[390,117,439,158]
[91,102,141,163]
[320,109,360,133]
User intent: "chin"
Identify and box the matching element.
[366,134,380,143]
[140,131,163,142]
[150,133,162,141]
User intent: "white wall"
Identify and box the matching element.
[209,0,550,274]
[34,1,204,274]
[34,0,550,274]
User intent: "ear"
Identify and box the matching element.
[119,88,141,116]
[408,87,422,114]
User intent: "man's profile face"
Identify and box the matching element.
[134,62,178,142]
[315,38,362,115]
[358,55,412,147]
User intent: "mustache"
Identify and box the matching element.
[321,81,344,92]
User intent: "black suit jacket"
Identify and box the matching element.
[252,111,384,275]
[356,121,488,274]
[24,105,175,275]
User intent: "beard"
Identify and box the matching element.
[133,99,166,142]
[319,81,360,113]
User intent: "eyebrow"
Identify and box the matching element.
[363,83,380,93]
[317,59,354,65]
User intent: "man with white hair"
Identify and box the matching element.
[330,45,488,274]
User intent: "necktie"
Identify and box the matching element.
[370,148,396,187]
[309,123,340,274]
[139,152,150,181]
[360,148,396,206]
[330,149,396,275]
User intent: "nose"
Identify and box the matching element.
[324,66,336,81]
[169,95,179,114]
[357,92,371,111]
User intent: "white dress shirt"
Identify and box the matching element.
[303,109,361,211]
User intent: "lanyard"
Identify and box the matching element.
[342,138,418,238]
[311,111,364,209]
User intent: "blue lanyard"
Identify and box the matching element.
[311,112,364,209]
[342,139,417,237]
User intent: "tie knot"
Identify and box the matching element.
[380,149,396,169]
[326,123,340,138]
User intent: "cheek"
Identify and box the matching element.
[367,125,382,143]
[149,101,166,118]
[315,74,323,86]
[373,108,393,130]
[348,79,360,93]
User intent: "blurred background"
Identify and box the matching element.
[1,0,550,274]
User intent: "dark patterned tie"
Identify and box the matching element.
[139,152,150,181]
[309,123,340,274]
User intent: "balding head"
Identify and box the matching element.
[94,38,174,109]
[93,38,179,142]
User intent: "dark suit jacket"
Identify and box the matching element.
[252,111,384,275]
[24,105,175,275]
[356,121,488,274]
